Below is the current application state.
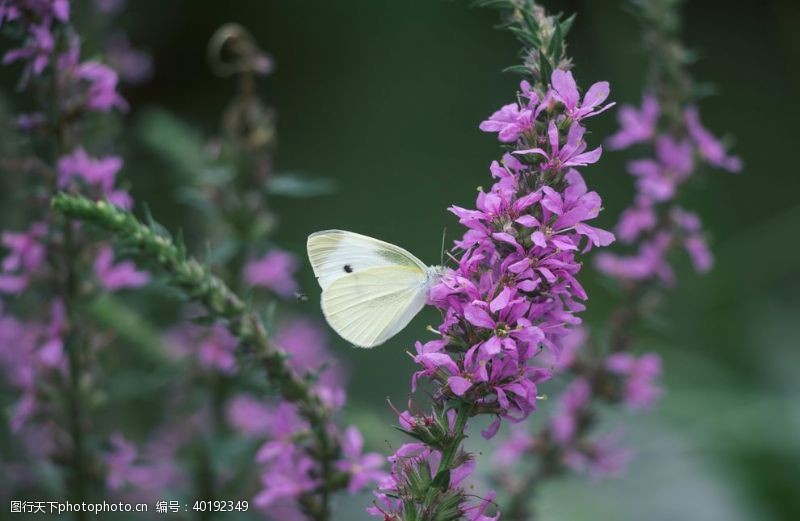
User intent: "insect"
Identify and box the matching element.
[307,230,445,348]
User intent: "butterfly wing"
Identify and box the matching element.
[307,230,427,290]
[320,265,429,348]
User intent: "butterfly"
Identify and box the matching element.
[307,230,445,348]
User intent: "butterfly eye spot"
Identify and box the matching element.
[344,264,354,273]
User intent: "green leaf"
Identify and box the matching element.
[265,172,337,197]
[538,52,553,82]
[472,0,510,9]
[560,13,577,36]
[508,26,539,47]
[548,22,564,62]
[431,468,451,490]
[136,109,209,177]
[204,238,240,265]
[502,64,532,76]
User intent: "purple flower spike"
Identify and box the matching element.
[606,94,660,150]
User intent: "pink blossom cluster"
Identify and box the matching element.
[0,1,147,455]
[596,95,741,285]
[490,80,740,491]
[224,318,388,518]
[370,69,616,519]
[0,1,147,298]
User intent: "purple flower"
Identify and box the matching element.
[493,425,536,465]
[515,121,603,170]
[274,317,347,399]
[255,402,309,464]
[595,232,674,285]
[627,136,694,202]
[383,66,614,519]
[479,103,534,143]
[607,352,663,410]
[244,249,299,298]
[683,234,713,273]
[550,69,614,121]
[38,299,65,368]
[105,33,153,85]
[16,111,46,132]
[254,450,318,509]
[0,222,47,294]
[606,94,660,150]
[93,245,150,291]
[564,430,633,479]
[616,195,656,243]
[166,322,238,375]
[2,22,54,75]
[534,325,586,373]
[684,106,742,172]
[336,426,388,493]
[57,148,131,208]
[463,491,500,521]
[226,394,274,437]
[550,378,591,445]
[75,61,128,112]
[104,432,184,502]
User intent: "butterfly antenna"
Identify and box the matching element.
[439,227,447,266]
[445,251,459,266]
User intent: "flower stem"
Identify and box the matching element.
[437,403,471,482]
[51,193,340,521]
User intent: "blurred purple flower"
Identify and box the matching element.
[93,245,150,291]
[0,222,47,294]
[274,317,347,409]
[627,136,694,202]
[550,378,591,445]
[75,61,128,112]
[57,148,131,208]
[595,231,674,286]
[564,430,633,479]
[2,22,54,75]
[244,249,299,298]
[166,322,238,375]
[684,106,742,172]
[607,352,663,410]
[226,394,274,437]
[606,94,660,150]
[336,426,388,493]
[255,450,318,509]
[104,432,184,501]
[492,425,536,466]
[616,195,656,243]
[106,33,153,85]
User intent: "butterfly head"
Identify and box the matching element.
[426,264,448,285]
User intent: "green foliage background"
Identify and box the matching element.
[1,0,798,519]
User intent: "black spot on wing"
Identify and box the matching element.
[343,264,353,273]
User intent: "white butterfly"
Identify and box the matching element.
[307,230,445,348]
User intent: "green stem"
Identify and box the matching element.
[437,403,470,479]
[52,194,340,521]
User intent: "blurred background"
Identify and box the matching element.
[1,0,799,519]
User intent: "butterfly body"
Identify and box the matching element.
[307,230,444,348]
